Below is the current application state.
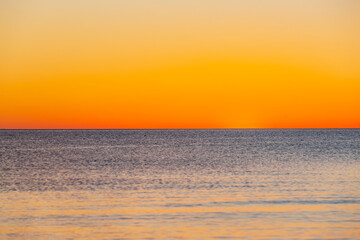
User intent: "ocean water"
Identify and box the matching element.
[0,129,359,239]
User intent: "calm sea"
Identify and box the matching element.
[0,129,359,239]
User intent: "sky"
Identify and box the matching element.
[1,0,359,129]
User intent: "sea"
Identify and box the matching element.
[0,129,359,239]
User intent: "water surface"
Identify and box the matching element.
[1,129,359,239]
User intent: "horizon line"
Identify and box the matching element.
[1,128,359,130]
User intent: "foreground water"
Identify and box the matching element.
[0,129,359,239]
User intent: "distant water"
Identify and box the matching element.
[1,129,359,239]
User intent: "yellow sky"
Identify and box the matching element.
[1,0,359,128]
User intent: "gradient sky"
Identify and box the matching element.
[1,0,359,129]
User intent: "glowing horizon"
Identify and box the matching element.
[1,0,359,129]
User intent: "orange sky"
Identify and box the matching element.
[1,0,359,129]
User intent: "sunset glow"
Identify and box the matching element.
[1,0,359,129]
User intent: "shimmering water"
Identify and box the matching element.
[0,129,359,239]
